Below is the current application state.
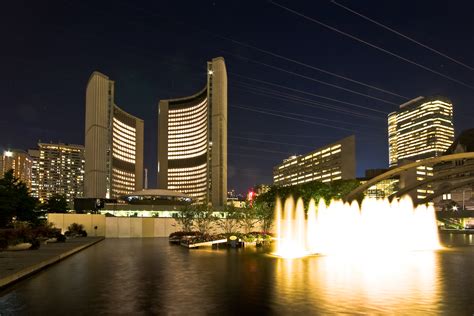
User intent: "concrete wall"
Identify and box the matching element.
[48,214,270,238]
[48,214,106,237]
[48,214,181,238]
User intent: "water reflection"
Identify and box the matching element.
[274,251,441,314]
[2,239,474,314]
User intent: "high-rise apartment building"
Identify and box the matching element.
[84,71,144,199]
[29,143,85,202]
[273,136,356,186]
[0,149,33,188]
[157,57,227,207]
[388,96,454,167]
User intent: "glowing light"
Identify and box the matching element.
[4,150,13,157]
[274,195,441,258]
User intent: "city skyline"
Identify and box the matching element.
[2,1,474,193]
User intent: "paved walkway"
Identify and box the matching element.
[0,237,103,288]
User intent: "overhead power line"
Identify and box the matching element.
[231,82,385,120]
[115,2,409,100]
[230,136,318,149]
[230,104,382,129]
[331,0,474,71]
[232,79,387,116]
[231,104,359,132]
[226,52,399,105]
[269,0,474,90]
[230,72,392,113]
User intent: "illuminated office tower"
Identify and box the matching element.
[157,57,227,207]
[273,136,356,186]
[84,72,144,199]
[0,149,33,188]
[388,96,454,167]
[29,143,85,202]
[388,96,454,200]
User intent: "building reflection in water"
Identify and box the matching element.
[274,251,441,313]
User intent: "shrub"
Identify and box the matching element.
[0,238,7,250]
[65,223,87,237]
[29,239,41,250]
[56,234,66,242]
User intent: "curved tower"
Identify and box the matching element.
[85,72,144,199]
[157,57,227,207]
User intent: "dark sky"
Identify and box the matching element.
[2,0,474,194]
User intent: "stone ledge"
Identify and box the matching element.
[0,237,104,289]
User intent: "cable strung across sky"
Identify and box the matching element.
[331,0,474,71]
[119,1,409,100]
[231,82,385,121]
[230,72,392,113]
[226,52,399,105]
[232,80,387,116]
[231,104,364,133]
[269,0,474,90]
[229,100,384,129]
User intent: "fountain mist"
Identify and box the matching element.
[274,196,440,258]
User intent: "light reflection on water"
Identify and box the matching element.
[0,238,473,314]
[274,251,440,314]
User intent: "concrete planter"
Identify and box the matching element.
[7,243,32,251]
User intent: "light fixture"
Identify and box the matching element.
[4,150,13,157]
[208,70,213,75]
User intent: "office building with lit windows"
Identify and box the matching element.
[0,149,33,189]
[273,135,356,186]
[157,57,227,207]
[28,143,84,202]
[388,96,454,200]
[84,72,144,199]
[388,96,454,167]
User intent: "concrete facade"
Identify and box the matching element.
[157,57,227,207]
[48,214,267,238]
[49,214,179,238]
[84,72,144,199]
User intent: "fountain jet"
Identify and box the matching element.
[274,196,440,258]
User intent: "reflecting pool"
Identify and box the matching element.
[1,237,473,314]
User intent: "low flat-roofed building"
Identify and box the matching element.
[273,135,356,186]
[98,189,192,217]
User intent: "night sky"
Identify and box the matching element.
[2,0,474,194]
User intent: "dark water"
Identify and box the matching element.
[1,235,474,315]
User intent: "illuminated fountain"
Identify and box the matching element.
[274,196,440,258]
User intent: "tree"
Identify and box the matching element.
[254,202,274,233]
[254,179,363,211]
[0,170,38,227]
[172,205,196,232]
[217,205,242,234]
[193,204,217,235]
[240,206,260,234]
[44,194,69,213]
